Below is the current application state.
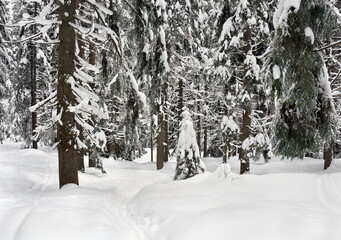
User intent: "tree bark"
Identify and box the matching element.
[222,83,228,163]
[239,106,251,174]
[177,78,183,138]
[58,0,79,188]
[156,112,164,169]
[31,3,37,149]
[196,80,201,157]
[203,84,208,157]
[324,146,332,170]
[76,18,85,171]
[88,42,97,168]
[151,115,154,162]
[163,80,169,162]
[239,23,252,175]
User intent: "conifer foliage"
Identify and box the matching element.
[174,110,205,180]
[266,0,338,159]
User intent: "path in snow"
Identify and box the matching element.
[0,143,170,240]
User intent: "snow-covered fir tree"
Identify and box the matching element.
[174,110,205,180]
[266,0,338,161]
[216,0,273,173]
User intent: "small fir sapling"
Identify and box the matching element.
[174,110,205,180]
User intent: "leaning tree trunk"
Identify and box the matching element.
[239,24,252,175]
[57,0,79,188]
[30,2,37,149]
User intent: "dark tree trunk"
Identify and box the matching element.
[239,106,251,174]
[178,79,183,138]
[203,84,208,157]
[324,146,332,170]
[239,24,252,175]
[31,3,37,149]
[196,80,201,157]
[57,0,79,188]
[222,84,228,163]
[156,112,164,170]
[163,81,169,162]
[76,22,84,172]
[88,42,97,168]
[151,115,154,162]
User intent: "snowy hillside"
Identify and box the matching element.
[1,142,341,240]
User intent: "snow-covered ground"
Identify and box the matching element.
[1,142,341,240]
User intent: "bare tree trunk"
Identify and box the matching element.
[163,81,169,162]
[31,3,37,149]
[88,42,96,168]
[156,112,164,169]
[177,79,183,138]
[222,84,228,163]
[151,115,154,162]
[58,0,79,188]
[324,145,332,170]
[239,24,252,175]
[196,80,201,157]
[203,84,208,157]
[76,16,85,171]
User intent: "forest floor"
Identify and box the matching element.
[1,142,341,240]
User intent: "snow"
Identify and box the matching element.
[273,0,301,29]
[218,18,234,43]
[221,116,238,133]
[273,64,281,79]
[319,62,332,99]
[2,142,341,240]
[304,27,314,44]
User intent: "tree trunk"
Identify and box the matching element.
[88,42,97,168]
[239,23,252,175]
[31,3,37,149]
[177,78,183,138]
[196,80,201,157]
[324,146,332,170]
[239,106,251,174]
[203,83,208,157]
[58,0,79,188]
[151,115,154,162]
[76,21,85,171]
[222,83,228,163]
[156,112,164,169]
[163,81,169,162]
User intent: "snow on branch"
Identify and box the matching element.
[85,0,113,15]
[29,91,57,112]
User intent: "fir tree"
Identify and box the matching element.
[266,0,338,160]
[174,110,205,180]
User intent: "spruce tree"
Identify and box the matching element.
[266,0,337,160]
[174,110,205,180]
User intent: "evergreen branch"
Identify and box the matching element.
[29,91,57,112]
[3,32,42,44]
[316,40,341,52]
[120,0,146,27]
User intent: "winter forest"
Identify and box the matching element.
[1,0,341,239]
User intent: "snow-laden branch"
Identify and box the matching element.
[29,91,57,112]
[315,40,341,52]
